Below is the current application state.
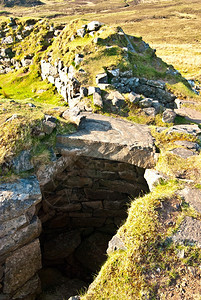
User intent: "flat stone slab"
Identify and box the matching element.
[179,187,201,214]
[170,148,197,159]
[57,113,157,168]
[167,124,201,136]
[175,107,201,124]
[172,216,201,247]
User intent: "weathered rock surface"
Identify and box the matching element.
[0,176,41,222]
[172,216,201,247]
[167,124,201,136]
[170,148,197,159]
[107,234,126,255]
[0,177,42,299]
[57,113,157,168]
[3,239,41,294]
[144,169,165,191]
[179,188,201,214]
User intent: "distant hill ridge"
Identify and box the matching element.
[0,0,43,7]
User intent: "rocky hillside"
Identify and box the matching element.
[0,16,201,300]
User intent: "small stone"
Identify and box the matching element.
[93,92,103,108]
[162,109,176,123]
[143,107,156,117]
[27,103,36,108]
[42,120,56,134]
[139,98,153,108]
[87,21,103,32]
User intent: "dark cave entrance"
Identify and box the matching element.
[37,156,149,299]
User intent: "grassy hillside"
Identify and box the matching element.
[1,0,201,80]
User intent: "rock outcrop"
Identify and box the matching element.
[57,112,157,168]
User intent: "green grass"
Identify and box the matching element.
[82,180,201,299]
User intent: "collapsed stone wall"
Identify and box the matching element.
[39,156,149,281]
[40,57,176,111]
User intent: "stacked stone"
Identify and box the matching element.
[39,156,148,277]
[40,156,148,229]
[0,177,42,300]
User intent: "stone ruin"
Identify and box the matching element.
[0,113,157,299]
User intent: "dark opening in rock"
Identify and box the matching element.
[37,156,149,299]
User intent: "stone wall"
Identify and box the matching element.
[0,156,149,298]
[0,177,42,299]
[39,156,148,280]
[40,58,176,110]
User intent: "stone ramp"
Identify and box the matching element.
[56,113,157,168]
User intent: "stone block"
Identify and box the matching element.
[3,239,41,294]
[82,201,103,210]
[0,216,42,259]
[65,177,93,188]
[0,177,42,223]
[93,92,103,108]
[103,200,127,210]
[56,113,156,168]
[84,188,126,200]
[162,108,176,123]
[12,274,41,300]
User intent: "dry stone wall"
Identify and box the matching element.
[39,156,149,279]
[0,177,42,299]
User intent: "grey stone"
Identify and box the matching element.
[42,120,56,134]
[3,239,41,294]
[172,216,201,247]
[75,54,84,66]
[12,274,41,299]
[57,113,157,168]
[93,92,103,108]
[179,188,201,214]
[107,69,120,77]
[107,234,126,255]
[143,107,156,117]
[37,155,78,187]
[0,216,41,258]
[170,148,197,159]
[12,150,33,173]
[174,140,200,150]
[63,109,86,126]
[88,86,101,95]
[0,177,41,223]
[139,98,153,108]
[167,124,201,136]
[87,21,103,32]
[80,86,88,98]
[105,91,125,107]
[144,169,165,191]
[128,92,141,103]
[162,109,176,123]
